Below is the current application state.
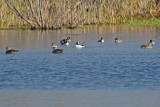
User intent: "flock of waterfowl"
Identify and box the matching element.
[5,36,155,54]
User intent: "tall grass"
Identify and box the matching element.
[0,0,160,29]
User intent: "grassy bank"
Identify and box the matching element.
[125,19,160,26]
[1,18,160,30]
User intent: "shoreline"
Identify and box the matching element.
[1,18,160,30]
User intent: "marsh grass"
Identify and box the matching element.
[0,0,160,29]
[125,19,160,26]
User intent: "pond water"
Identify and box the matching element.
[0,25,160,107]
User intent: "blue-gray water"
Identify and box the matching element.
[0,25,160,107]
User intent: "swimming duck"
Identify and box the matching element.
[52,42,58,49]
[115,37,123,43]
[75,42,86,48]
[52,49,64,53]
[51,43,64,53]
[66,37,71,42]
[141,40,154,49]
[60,39,69,46]
[5,47,19,54]
[148,40,155,45]
[98,37,104,43]
[141,45,152,49]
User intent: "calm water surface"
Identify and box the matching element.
[0,25,160,107]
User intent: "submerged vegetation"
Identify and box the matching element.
[0,0,160,29]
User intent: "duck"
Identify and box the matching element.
[60,39,69,46]
[141,45,152,49]
[97,37,104,43]
[5,47,19,54]
[141,40,155,49]
[115,37,123,43]
[51,44,64,53]
[148,40,155,45]
[75,42,86,48]
[52,42,58,49]
[52,49,64,53]
[66,37,71,42]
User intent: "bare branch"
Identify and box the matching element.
[4,0,35,28]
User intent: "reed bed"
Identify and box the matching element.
[0,0,160,29]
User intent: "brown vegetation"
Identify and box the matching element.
[0,0,160,29]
